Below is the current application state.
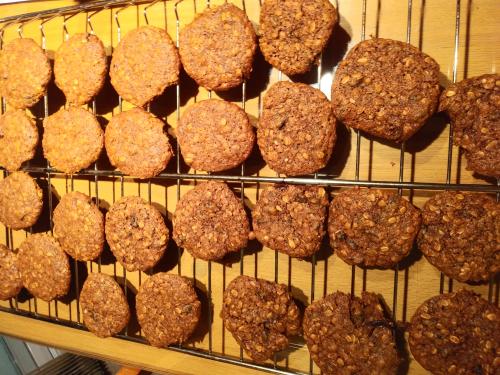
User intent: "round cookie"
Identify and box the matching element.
[328,188,421,268]
[0,38,51,109]
[259,0,337,76]
[331,38,441,142]
[17,233,70,302]
[303,291,399,375]
[0,244,23,300]
[252,184,328,258]
[105,196,168,272]
[0,110,38,171]
[409,289,499,375]
[221,275,301,362]
[173,181,249,261]
[258,81,336,176]
[54,33,107,106]
[136,272,201,347]
[179,3,256,91]
[418,191,499,283]
[110,26,179,107]
[105,108,172,179]
[439,74,500,178]
[53,191,104,261]
[0,171,43,230]
[177,99,255,172]
[80,273,130,338]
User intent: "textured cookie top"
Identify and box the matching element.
[331,38,441,142]
[0,244,23,301]
[259,0,337,76]
[179,3,256,91]
[418,191,499,283]
[177,99,255,172]
[258,81,336,175]
[221,275,301,362]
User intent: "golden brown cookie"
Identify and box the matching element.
[0,244,23,300]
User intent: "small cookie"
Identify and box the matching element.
[110,26,179,107]
[252,184,328,258]
[0,38,51,109]
[328,188,421,268]
[179,3,256,91]
[54,33,107,106]
[177,99,255,172]
[418,191,499,283]
[0,171,43,230]
[105,108,173,179]
[173,181,249,261]
[258,81,336,176]
[409,289,499,375]
[0,110,38,171]
[80,273,130,338]
[331,38,441,142]
[259,0,337,76]
[17,233,71,302]
[105,196,168,272]
[53,191,104,261]
[136,272,201,347]
[303,291,399,375]
[0,244,23,300]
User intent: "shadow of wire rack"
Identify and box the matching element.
[0,0,498,374]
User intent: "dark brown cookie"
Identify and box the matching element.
[0,38,51,109]
[105,196,168,272]
[0,244,23,300]
[105,108,173,179]
[418,191,499,283]
[221,275,301,362]
[258,81,336,175]
[303,291,399,375]
[173,181,249,261]
[331,38,441,142]
[259,0,337,76]
[409,289,499,375]
[0,171,43,230]
[110,26,179,107]
[328,188,421,268]
[439,74,499,178]
[252,184,328,258]
[177,99,255,172]
[136,272,201,347]
[80,273,130,338]
[53,191,104,261]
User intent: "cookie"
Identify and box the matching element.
[409,289,499,375]
[17,233,71,302]
[53,191,104,261]
[303,291,399,375]
[54,33,107,106]
[259,0,337,76]
[0,171,43,230]
[0,244,23,300]
[258,81,336,175]
[418,191,499,283]
[179,3,256,91]
[177,99,255,172]
[105,108,173,179]
[328,188,421,268]
[331,38,441,142]
[80,273,130,338]
[110,26,179,107]
[252,184,328,258]
[42,107,104,174]
[439,74,500,178]
[105,196,168,272]
[221,275,301,362]
[0,110,38,171]
[136,272,201,347]
[173,181,249,261]
[0,38,51,109]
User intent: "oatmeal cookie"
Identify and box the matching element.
[0,244,23,300]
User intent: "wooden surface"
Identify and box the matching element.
[0,0,499,374]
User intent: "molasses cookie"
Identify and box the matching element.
[0,244,23,300]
